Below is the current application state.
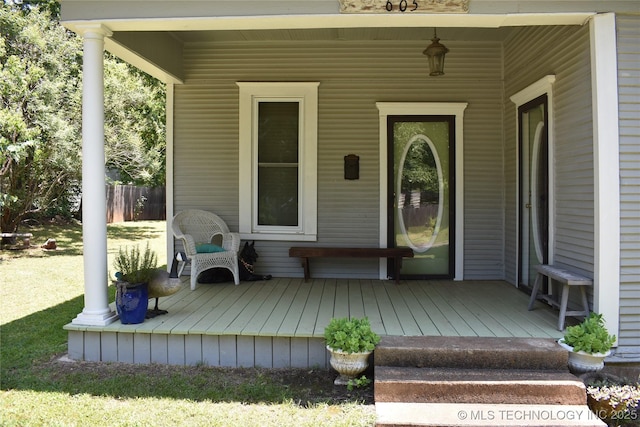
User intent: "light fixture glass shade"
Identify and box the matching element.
[423,30,449,76]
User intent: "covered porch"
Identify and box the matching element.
[65,279,565,369]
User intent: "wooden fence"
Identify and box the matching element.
[106,185,166,223]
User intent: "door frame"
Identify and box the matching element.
[517,94,549,287]
[510,75,556,286]
[377,102,467,281]
[387,115,456,279]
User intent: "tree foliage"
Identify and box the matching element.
[0,3,83,232]
[0,3,165,233]
[104,55,166,187]
[394,121,446,207]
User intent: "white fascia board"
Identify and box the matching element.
[63,12,593,34]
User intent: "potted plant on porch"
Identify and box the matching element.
[557,312,616,374]
[113,243,158,324]
[324,317,380,385]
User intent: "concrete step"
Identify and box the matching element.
[375,336,567,371]
[375,366,587,405]
[375,403,607,427]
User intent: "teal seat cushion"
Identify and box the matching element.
[195,243,225,253]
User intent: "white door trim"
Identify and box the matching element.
[510,74,556,287]
[377,102,467,281]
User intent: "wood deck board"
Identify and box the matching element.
[224,281,284,335]
[277,280,313,336]
[419,282,477,336]
[396,284,441,336]
[209,283,265,333]
[427,281,483,336]
[452,282,536,337]
[103,281,214,334]
[434,282,505,337]
[81,279,564,341]
[144,285,223,334]
[384,283,424,336]
[259,279,298,335]
[451,295,513,337]
[333,279,351,319]
[372,283,404,336]
[471,281,561,337]
[188,284,255,334]
[240,280,291,336]
[314,280,337,336]
[411,283,460,336]
[295,281,325,337]
[347,280,366,319]
[361,281,386,334]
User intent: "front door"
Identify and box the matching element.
[388,116,455,279]
[519,95,549,287]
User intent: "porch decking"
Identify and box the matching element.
[65,279,564,368]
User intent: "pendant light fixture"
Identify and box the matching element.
[423,28,449,76]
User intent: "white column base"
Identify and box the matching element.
[71,309,118,326]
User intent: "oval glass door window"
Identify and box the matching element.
[530,121,546,264]
[396,135,444,253]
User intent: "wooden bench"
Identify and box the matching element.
[289,247,414,284]
[0,232,33,247]
[527,264,593,331]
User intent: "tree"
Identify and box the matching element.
[1,3,166,233]
[5,1,166,185]
[0,3,83,233]
[104,55,166,187]
[3,0,59,16]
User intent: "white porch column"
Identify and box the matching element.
[590,13,620,339]
[72,25,118,326]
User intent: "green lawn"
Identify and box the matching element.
[0,220,375,427]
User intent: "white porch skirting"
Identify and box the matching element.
[67,330,330,368]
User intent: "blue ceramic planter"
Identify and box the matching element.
[116,282,148,324]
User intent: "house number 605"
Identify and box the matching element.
[386,0,419,12]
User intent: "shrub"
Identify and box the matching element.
[563,313,616,354]
[113,243,158,283]
[324,317,380,353]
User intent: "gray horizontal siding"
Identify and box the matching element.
[616,14,640,351]
[173,84,239,229]
[174,37,505,279]
[503,24,594,284]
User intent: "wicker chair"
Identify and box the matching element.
[171,209,241,290]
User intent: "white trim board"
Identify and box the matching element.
[377,102,468,281]
[590,13,620,341]
[510,74,556,288]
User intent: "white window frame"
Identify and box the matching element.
[237,82,319,241]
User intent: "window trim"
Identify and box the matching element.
[237,82,319,241]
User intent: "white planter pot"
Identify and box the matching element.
[327,346,372,385]
[558,339,611,374]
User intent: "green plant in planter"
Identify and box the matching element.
[563,313,616,354]
[324,317,380,354]
[113,243,158,284]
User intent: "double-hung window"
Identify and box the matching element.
[237,82,318,241]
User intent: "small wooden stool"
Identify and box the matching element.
[527,264,593,331]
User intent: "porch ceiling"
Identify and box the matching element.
[63,12,594,84]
